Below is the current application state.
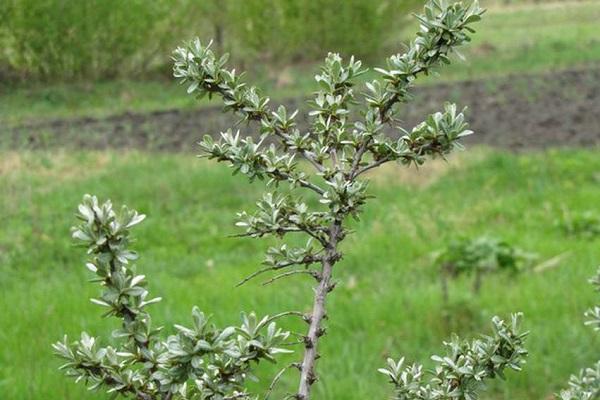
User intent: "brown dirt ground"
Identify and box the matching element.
[3,68,600,152]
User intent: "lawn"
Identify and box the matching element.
[1,147,599,399]
[2,0,600,125]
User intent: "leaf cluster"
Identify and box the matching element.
[379,314,528,400]
[436,236,537,277]
[558,267,600,399]
[54,195,290,400]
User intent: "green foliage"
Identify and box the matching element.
[226,0,422,64]
[436,236,537,306]
[0,0,191,81]
[437,236,536,277]
[53,195,290,399]
[557,210,600,239]
[379,314,528,400]
[0,0,420,82]
[558,267,600,399]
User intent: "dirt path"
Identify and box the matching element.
[3,68,600,151]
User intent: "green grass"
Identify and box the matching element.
[437,0,600,80]
[0,80,204,126]
[1,147,599,399]
[2,0,600,126]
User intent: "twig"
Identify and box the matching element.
[262,270,320,286]
[236,256,321,287]
[264,363,301,400]
[264,311,309,325]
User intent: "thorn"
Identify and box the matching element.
[303,336,314,348]
[327,281,337,292]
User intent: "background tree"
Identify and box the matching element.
[436,236,537,305]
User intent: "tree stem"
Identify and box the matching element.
[296,221,341,399]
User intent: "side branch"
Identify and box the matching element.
[237,254,323,287]
[199,131,325,196]
[173,40,324,172]
[355,103,474,178]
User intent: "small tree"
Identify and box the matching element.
[436,236,537,305]
[55,1,531,399]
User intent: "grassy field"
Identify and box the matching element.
[1,1,599,398]
[2,0,600,125]
[1,147,599,399]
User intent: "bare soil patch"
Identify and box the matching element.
[3,68,600,151]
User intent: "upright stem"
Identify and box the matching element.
[440,265,451,331]
[297,221,341,399]
[441,267,449,307]
[473,269,483,295]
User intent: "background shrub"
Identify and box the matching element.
[0,0,184,81]
[0,0,421,83]
[436,236,537,302]
[557,210,600,239]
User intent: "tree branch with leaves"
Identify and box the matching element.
[53,195,291,400]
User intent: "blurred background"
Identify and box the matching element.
[1,0,599,399]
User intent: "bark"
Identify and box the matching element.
[296,221,341,399]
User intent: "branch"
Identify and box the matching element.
[353,157,389,178]
[69,195,162,379]
[348,0,483,178]
[52,334,157,399]
[264,311,310,325]
[366,1,484,124]
[348,139,373,180]
[262,270,321,286]
[199,131,325,195]
[559,267,600,399]
[379,313,528,400]
[355,103,474,178]
[173,40,324,173]
[57,196,292,399]
[558,360,600,400]
[265,363,301,400]
[236,254,321,287]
